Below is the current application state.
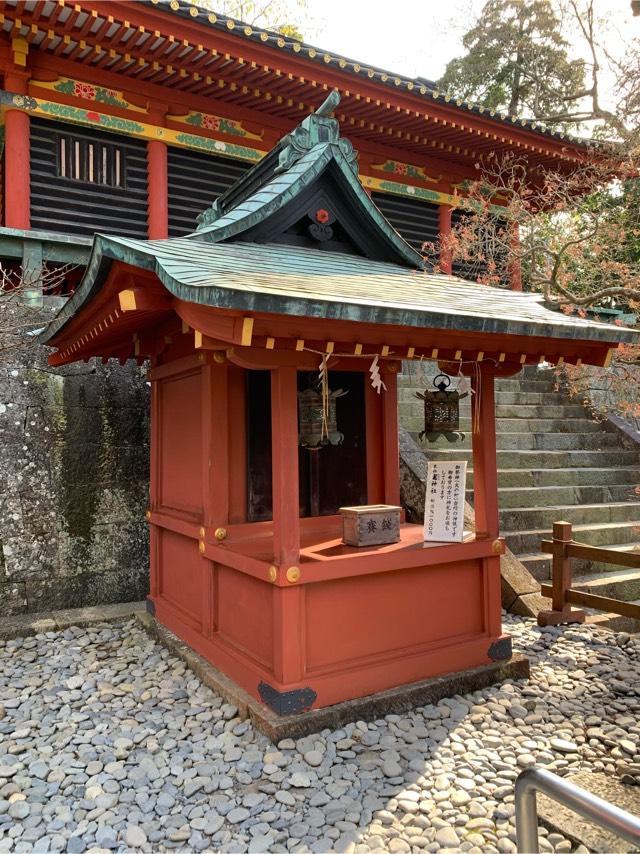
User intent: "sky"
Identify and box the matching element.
[306,0,483,81]
[293,0,638,111]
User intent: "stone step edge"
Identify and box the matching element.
[573,567,640,586]
[495,485,638,493]
[507,519,640,538]
[499,501,640,514]
[488,431,619,437]
[0,601,145,642]
[585,609,640,633]
[466,467,640,475]
[517,543,640,564]
[428,449,640,456]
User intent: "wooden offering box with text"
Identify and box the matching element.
[340,504,402,547]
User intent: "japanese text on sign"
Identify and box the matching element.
[424,461,467,543]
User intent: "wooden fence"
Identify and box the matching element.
[537,520,640,626]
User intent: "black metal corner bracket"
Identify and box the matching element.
[488,636,513,661]
[258,682,317,716]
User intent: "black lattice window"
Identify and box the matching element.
[57,135,125,188]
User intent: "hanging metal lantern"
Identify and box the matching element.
[298,387,347,449]
[415,373,468,443]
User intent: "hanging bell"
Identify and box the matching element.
[415,373,468,443]
[298,387,347,449]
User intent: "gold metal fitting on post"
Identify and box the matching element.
[492,539,504,554]
[198,540,205,554]
[214,527,227,541]
[213,351,226,363]
[268,566,277,583]
[145,510,151,520]
[286,566,301,583]
[199,526,206,539]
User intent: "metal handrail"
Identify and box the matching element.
[515,766,640,853]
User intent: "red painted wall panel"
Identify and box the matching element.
[158,528,205,630]
[216,566,274,671]
[305,559,484,671]
[159,369,203,518]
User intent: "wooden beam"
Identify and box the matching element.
[226,347,332,371]
[117,288,170,312]
[540,585,640,621]
[541,539,640,569]
[240,317,254,346]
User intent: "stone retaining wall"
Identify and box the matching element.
[0,343,150,616]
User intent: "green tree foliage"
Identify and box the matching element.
[437,0,585,123]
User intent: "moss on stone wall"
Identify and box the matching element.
[0,342,150,615]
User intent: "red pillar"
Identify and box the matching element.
[271,366,300,565]
[381,364,401,505]
[470,366,499,540]
[438,203,452,274]
[4,71,30,230]
[270,366,303,687]
[203,360,230,528]
[148,379,160,602]
[147,139,168,239]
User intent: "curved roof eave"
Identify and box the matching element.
[144,0,597,154]
[39,235,639,349]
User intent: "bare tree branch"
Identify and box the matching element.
[0,263,77,364]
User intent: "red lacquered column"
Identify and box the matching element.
[471,365,499,540]
[271,366,303,686]
[4,71,30,230]
[147,139,168,239]
[382,364,401,506]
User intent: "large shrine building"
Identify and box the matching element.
[0,0,592,283]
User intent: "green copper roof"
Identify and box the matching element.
[191,91,425,270]
[42,235,638,346]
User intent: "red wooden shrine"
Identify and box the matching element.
[40,96,635,717]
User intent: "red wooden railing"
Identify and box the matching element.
[537,520,640,626]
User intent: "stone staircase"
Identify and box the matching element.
[398,364,640,624]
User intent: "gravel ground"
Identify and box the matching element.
[0,615,638,854]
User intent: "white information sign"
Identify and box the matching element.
[423,460,468,543]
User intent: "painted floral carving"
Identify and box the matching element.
[184,111,254,139]
[374,159,433,181]
[174,132,262,162]
[53,78,131,109]
[74,82,96,100]
[39,101,145,134]
[377,180,441,204]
